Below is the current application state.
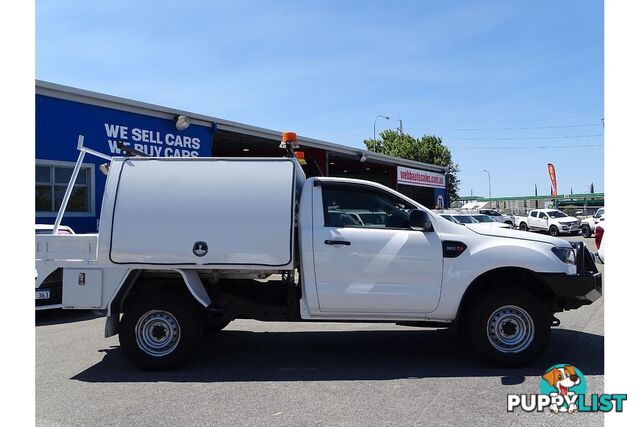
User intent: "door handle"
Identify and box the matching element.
[324,240,351,246]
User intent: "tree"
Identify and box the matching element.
[363,129,461,200]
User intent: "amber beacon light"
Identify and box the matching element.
[282,131,297,143]
[279,131,300,155]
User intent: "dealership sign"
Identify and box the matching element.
[397,166,445,188]
[104,123,203,157]
[36,95,212,160]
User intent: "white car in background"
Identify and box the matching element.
[478,209,515,226]
[468,214,513,229]
[440,213,511,230]
[516,209,581,236]
[580,207,605,238]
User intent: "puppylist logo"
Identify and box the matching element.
[507,364,627,414]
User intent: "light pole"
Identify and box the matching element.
[373,115,390,152]
[483,169,491,209]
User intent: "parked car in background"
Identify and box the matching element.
[439,213,511,230]
[595,223,605,264]
[580,207,605,238]
[478,209,515,226]
[468,214,512,229]
[516,209,581,236]
[448,214,478,224]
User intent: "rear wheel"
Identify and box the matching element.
[119,292,200,370]
[581,225,592,238]
[549,225,559,236]
[519,222,528,231]
[464,287,550,367]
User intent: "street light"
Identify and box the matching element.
[483,169,492,209]
[373,115,390,152]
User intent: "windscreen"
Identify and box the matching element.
[471,215,495,223]
[452,215,477,224]
[548,210,568,218]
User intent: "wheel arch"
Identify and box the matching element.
[105,269,210,338]
[454,267,554,328]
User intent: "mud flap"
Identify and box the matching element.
[105,314,119,338]
[175,269,212,307]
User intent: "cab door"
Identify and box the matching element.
[529,211,540,229]
[538,212,549,229]
[311,182,443,314]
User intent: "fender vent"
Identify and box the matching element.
[442,241,467,258]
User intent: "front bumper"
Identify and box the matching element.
[538,242,602,311]
[559,222,581,233]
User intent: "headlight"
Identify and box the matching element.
[551,247,576,265]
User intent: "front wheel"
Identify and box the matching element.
[119,292,200,370]
[581,225,592,238]
[464,287,550,367]
[549,225,559,236]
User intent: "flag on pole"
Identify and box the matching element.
[547,163,558,197]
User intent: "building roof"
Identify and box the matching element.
[36,80,447,174]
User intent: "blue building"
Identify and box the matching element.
[36,81,448,233]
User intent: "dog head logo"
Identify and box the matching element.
[539,364,587,413]
[542,365,580,395]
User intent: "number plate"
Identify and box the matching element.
[35,289,51,300]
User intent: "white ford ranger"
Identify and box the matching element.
[35,135,602,370]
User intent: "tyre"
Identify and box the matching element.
[519,222,528,231]
[581,225,592,238]
[549,225,559,237]
[119,292,201,371]
[464,287,550,367]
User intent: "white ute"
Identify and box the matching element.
[516,209,582,237]
[35,134,602,370]
[580,207,605,238]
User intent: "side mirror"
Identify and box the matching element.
[409,209,432,231]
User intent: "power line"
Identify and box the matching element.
[409,114,603,125]
[447,133,602,141]
[312,116,604,137]
[450,143,603,150]
[447,123,602,131]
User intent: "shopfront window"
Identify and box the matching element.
[36,161,93,214]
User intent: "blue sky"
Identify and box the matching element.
[36,0,603,197]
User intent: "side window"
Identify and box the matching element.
[530,211,538,218]
[322,185,415,229]
[540,212,548,219]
